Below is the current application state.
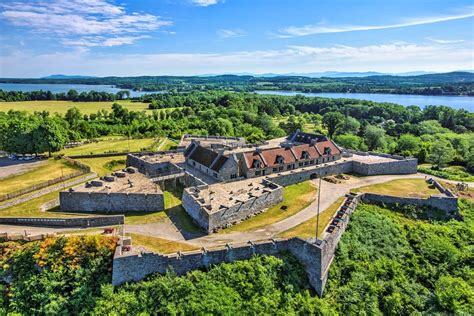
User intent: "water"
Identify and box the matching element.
[255,90,473,111]
[0,83,161,98]
[0,83,472,110]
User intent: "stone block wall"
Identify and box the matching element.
[182,181,283,233]
[60,191,164,213]
[361,193,458,215]
[0,215,124,227]
[112,237,326,295]
[268,161,353,186]
[352,158,418,175]
[126,153,182,177]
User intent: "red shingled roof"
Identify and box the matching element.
[315,140,340,156]
[243,151,265,169]
[291,144,321,160]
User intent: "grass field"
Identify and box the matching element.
[221,181,317,233]
[278,197,345,239]
[76,156,126,176]
[0,100,151,115]
[128,233,199,254]
[0,159,81,195]
[353,178,440,198]
[60,137,162,156]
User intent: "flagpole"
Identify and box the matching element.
[316,175,322,243]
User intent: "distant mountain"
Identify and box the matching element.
[41,74,97,79]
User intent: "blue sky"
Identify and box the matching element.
[0,0,473,77]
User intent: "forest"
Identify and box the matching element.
[1,91,473,177]
[1,200,472,314]
[1,71,473,95]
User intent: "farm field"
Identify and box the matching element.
[352,178,440,198]
[0,100,151,115]
[0,158,81,195]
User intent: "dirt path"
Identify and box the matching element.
[0,173,97,210]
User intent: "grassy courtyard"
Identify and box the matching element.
[352,178,440,198]
[278,197,345,239]
[76,156,126,176]
[0,159,82,196]
[0,100,151,115]
[220,181,317,233]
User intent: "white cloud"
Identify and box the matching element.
[2,41,472,77]
[191,0,221,7]
[0,0,171,47]
[426,37,465,44]
[217,29,247,38]
[276,10,474,37]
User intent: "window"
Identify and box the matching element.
[310,160,315,164]
[273,167,277,172]
[255,170,261,176]
[231,174,237,179]
[278,166,284,171]
[213,173,218,178]
[298,162,303,167]
[304,161,309,166]
[287,165,292,170]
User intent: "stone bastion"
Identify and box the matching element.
[182,178,283,233]
[60,167,164,213]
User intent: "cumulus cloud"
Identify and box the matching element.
[217,29,247,38]
[2,41,472,77]
[0,0,171,47]
[276,10,474,37]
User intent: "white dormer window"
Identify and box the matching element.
[252,159,261,168]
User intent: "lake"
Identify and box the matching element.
[0,83,155,98]
[255,90,473,111]
[0,83,472,110]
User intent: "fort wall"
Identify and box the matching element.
[0,215,124,227]
[360,193,458,215]
[60,191,164,213]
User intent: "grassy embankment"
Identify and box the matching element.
[352,178,441,198]
[278,196,345,239]
[418,163,474,182]
[220,181,317,233]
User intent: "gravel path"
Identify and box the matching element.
[0,173,97,210]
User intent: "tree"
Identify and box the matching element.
[396,134,420,157]
[338,116,360,135]
[323,112,344,138]
[363,125,386,151]
[428,139,455,168]
[33,117,69,156]
[334,134,364,150]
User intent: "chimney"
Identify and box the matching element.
[255,147,262,154]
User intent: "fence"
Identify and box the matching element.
[0,170,85,202]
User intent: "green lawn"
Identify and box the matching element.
[128,233,199,254]
[76,156,126,176]
[278,197,345,239]
[353,178,440,198]
[220,181,317,233]
[0,100,151,115]
[0,159,82,195]
[60,138,162,156]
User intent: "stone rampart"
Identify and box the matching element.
[360,193,458,215]
[352,158,418,175]
[0,215,124,227]
[60,191,164,213]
